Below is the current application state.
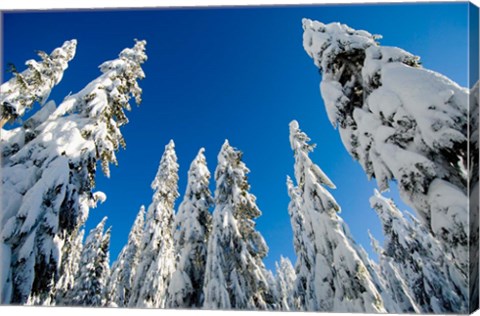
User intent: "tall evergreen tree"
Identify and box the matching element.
[286,176,315,311]
[106,206,145,307]
[129,140,178,308]
[302,19,468,276]
[0,40,77,127]
[203,140,272,310]
[370,189,467,313]
[368,232,419,313]
[65,217,111,307]
[0,39,147,304]
[166,148,213,308]
[275,256,296,311]
[288,120,384,313]
[54,228,85,305]
[264,268,278,310]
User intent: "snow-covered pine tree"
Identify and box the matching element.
[264,268,279,310]
[65,217,111,307]
[275,256,296,311]
[0,39,147,304]
[0,40,77,127]
[0,41,76,233]
[302,19,468,276]
[368,232,419,313]
[286,175,315,311]
[203,140,273,310]
[106,206,145,307]
[54,228,85,305]
[288,120,384,313]
[370,189,467,313]
[0,41,146,304]
[166,148,213,308]
[128,140,178,308]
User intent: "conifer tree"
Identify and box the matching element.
[203,140,272,310]
[0,40,147,304]
[129,140,178,308]
[275,256,296,311]
[288,120,384,313]
[66,217,111,307]
[106,206,145,307]
[370,190,467,313]
[54,228,85,305]
[166,148,213,308]
[302,19,468,276]
[368,232,419,313]
[264,269,278,310]
[286,176,315,311]
[0,40,77,127]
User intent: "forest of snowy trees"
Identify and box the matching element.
[0,18,477,314]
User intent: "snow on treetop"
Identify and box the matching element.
[149,139,179,211]
[188,147,211,189]
[0,39,77,123]
[289,120,336,189]
[289,119,300,130]
[302,18,378,71]
[218,140,239,167]
[369,189,403,223]
[193,147,207,168]
[24,39,77,88]
[48,39,77,82]
[152,140,179,191]
[87,217,108,242]
[120,39,147,64]
[222,139,230,148]
[289,119,314,154]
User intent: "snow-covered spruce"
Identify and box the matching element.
[370,190,467,313]
[54,228,85,305]
[128,140,178,308]
[302,19,468,276]
[106,206,145,307]
[264,268,279,310]
[0,39,147,304]
[286,176,315,311]
[166,148,213,308]
[288,120,385,312]
[65,217,111,307]
[0,40,77,127]
[368,232,419,313]
[203,140,274,310]
[274,256,296,311]
[348,236,407,314]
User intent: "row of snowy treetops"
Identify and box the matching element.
[0,18,477,313]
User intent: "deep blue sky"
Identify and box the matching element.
[2,3,470,271]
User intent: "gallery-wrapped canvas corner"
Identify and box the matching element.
[0,1,479,314]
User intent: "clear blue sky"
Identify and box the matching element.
[2,3,470,271]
